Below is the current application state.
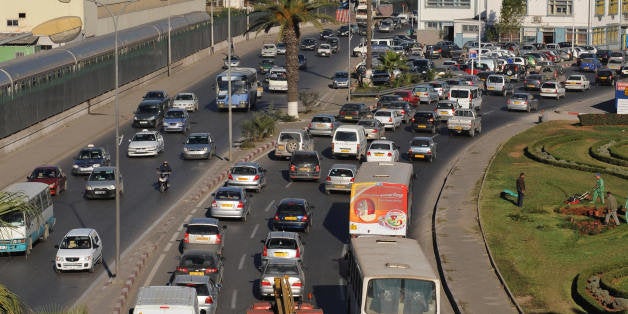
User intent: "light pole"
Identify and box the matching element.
[161,0,172,76]
[348,6,352,102]
[228,4,233,161]
[210,0,215,54]
[58,0,137,279]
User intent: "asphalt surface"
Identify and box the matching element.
[0,23,615,314]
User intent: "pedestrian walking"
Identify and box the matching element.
[591,173,605,205]
[516,172,525,208]
[604,192,620,226]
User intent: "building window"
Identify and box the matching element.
[15,51,24,58]
[426,21,439,29]
[609,0,618,15]
[18,13,26,18]
[548,0,573,15]
[426,0,471,8]
[595,0,605,16]
[462,24,478,32]
[592,27,605,46]
[6,19,18,26]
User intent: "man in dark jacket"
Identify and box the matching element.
[516,172,525,208]
[605,191,620,226]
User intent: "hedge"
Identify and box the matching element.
[589,140,628,167]
[600,267,628,299]
[574,266,628,314]
[578,114,628,126]
[609,140,628,161]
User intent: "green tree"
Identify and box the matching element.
[248,0,335,118]
[376,51,408,75]
[497,0,526,42]
[0,283,28,314]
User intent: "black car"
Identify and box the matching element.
[328,37,339,54]
[371,70,391,86]
[272,198,313,232]
[596,69,616,86]
[411,111,439,134]
[500,64,526,82]
[376,94,404,109]
[408,58,433,74]
[337,25,350,37]
[300,38,318,50]
[175,250,224,284]
[596,50,611,64]
[435,41,461,58]
[72,145,111,175]
[143,90,170,104]
[288,150,321,181]
[338,103,371,122]
[132,99,168,128]
[319,29,334,40]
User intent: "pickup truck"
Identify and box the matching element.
[447,109,482,137]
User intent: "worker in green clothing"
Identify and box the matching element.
[591,173,605,206]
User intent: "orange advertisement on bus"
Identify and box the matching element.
[349,181,409,237]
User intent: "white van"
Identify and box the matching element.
[332,125,368,160]
[448,86,483,111]
[131,286,198,314]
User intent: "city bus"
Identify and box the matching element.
[349,162,413,237]
[215,67,261,111]
[0,182,55,256]
[346,236,441,314]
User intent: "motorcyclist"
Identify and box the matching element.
[159,161,172,173]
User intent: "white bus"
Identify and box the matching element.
[349,162,413,237]
[215,67,261,111]
[346,236,441,314]
[0,182,55,255]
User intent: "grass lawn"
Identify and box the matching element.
[480,120,628,313]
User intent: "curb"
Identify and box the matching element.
[112,247,154,314]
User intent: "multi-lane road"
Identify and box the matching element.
[0,27,612,313]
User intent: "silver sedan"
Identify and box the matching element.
[507,93,539,112]
[357,119,385,140]
[259,259,305,298]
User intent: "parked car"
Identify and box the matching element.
[539,81,566,99]
[271,198,313,232]
[308,113,340,136]
[127,129,164,157]
[435,100,462,121]
[506,93,539,112]
[331,71,350,89]
[72,144,110,175]
[182,132,215,160]
[162,108,190,133]
[210,186,250,221]
[366,140,400,162]
[407,136,437,162]
[288,150,321,181]
[54,228,103,273]
[357,119,385,140]
[259,259,305,298]
[411,111,439,134]
[181,217,226,254]
[338,103,371,122]
[27,165,67,195]
[564,74,591,91]
[324,163,358,194]
[226,162,266,192]
[596,69,617,86]
[274,129,314,159]
[371,70,391,86]
[175,249,224,285]
[172,92,199,112]
[84,166,123,199]
[260,231,305,265]
[171,275,221,314]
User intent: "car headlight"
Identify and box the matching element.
[85,185,93,191]
[217,101,225,105]
[183,147,190,152]
[84,256,92,261]
[108,185,116,190]
[56,256,62,262]
[240,101,247,105]
[202,147,208,151]
[147,116,156,120]
[134,116,139,120]
[73,164,79,168]
[93,164,100,168]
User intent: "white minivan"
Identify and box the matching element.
[448,85,483,111]
[331,125,368,160]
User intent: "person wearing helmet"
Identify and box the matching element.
[159,161,172,173]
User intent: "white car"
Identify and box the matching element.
[373,109,403,131]
[172,92,199,112]
[276,42,287,55]
[261,43,277,57]
[564,75,591,91]
[366,140,400,162]
[55,228,103,273]
[539,81,566,99]
[317,43,332,57]
[127,129,165,157]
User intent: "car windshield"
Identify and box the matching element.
[358,120,377,127]
[342,104,361,110]
[375,111,392,117]
[31,168,57,178]
[187,224,219,235]
[383,103,406,109]
[411,139,430,147]
[450,90,469,98]
[266,263,299,275]
[488,76,503,83]
[186,135,209,145]
[144,91,164,99]
[334,72,349,78]
[59,236,91,249]
[133,133,156,141]
[89,170,115,181]
[312,116,331,123]
[329,168,354,177]
[181,254,217,268]
[165,110,185,118]
[215,190,242,200]
[568,75,581,80]
[175,283,210,296]
[175,94,193,100]
[414,86,427,92]
[437,103,454,109]
[268,238,297,249]
[78,149,102,159]
[542,83,557,88]
[279,133,300,141]
[292,153,318,163]
[370,143,391,150]
[0,211,24,227]
[582,58,595,63]
[231,166,257,175]
[137,105,159,114]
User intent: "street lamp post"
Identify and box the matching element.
[347,7,352,102]
[210,0,215,54]
[58,0,136,279]
[228,4,233,161]
[161,0,172,76]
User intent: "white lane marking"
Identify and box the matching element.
[164,242,173,252]
[250,224,259,239]
[143,253,166,287]
[483,110,494,115]
[190,207,198,214]
[231,289,238,309]
[169,231,179,243]
[184,214,193,223]
[238,254,246,270]
[285,182,293,189]
[264,200,275,212]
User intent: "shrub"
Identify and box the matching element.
[577,113,628,126]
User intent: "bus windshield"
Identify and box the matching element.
[218,80,247,94]
[365,278,437,314]
[0,211,25,227]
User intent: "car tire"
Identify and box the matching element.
[286,140,298,153]
[469,128,475,137]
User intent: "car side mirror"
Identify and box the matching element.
[260,239,265,243]
[54,245,60,249]
[93,244,99,249]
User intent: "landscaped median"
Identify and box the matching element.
[479,120,628,313]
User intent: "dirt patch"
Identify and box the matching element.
[508,144,527,158]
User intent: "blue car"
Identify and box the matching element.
[162,108,190,133]
[579,58,602,72]
[72,144,110,175]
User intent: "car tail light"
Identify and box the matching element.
[350,177,355,183]
[290,164,296,171]
[237,202,244,209]
[261,280,272,286]
[356,144,360,151]
[400,110,405,115]
[204,296,214,304]
[315,165,320,172]
[426,149,432,155]
[176,266,188,273]
[205,268,218,274]
[307,123,312,128]
[387,152,392,157]
[274,215,280,221]
[228,174,233,180]
[292,281,303,287]
[183,233,189,243]
[428,118,434,122]
[367,151,371,156]
[326,176,331,181]
[411,117,415,122]
[296,247,301,258]
[211,200,217,208]
[254,175,260,180]
[301,215,309,221]
[262,245,268,256]
[373,128,378,133]
[215,234,222,244]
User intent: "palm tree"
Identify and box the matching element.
[0,190,38,236]
[0,283,28,313]
[248,0,335,118]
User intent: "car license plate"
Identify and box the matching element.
[278,145,285,150]
[237,177,248,181]
[440,111,448,115]
[345,116,352,119]
[341,149,349,153]
[527,84,535,88]
[299,167,309,171]
[418,125,426,128]
[190,271,204,276]
[316,123,325,128]
[414,154,425,158]
[456,126,462,130]
[487,86,494,90]
[584,67,589,70]
[221,204,233,208]
[514,101,522,105]
[284,216,297,221]
[95,191,105,194]
[600,76,607,79]
[375,153,384,156]
[197,236,209,241]
[274,252,288,257]
[335,185,345,188]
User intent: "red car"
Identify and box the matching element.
[27,166,67,195]
[394,90,420,106]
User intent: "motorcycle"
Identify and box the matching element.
[157,171,171,192]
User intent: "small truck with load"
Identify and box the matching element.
[447,108,482,137]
